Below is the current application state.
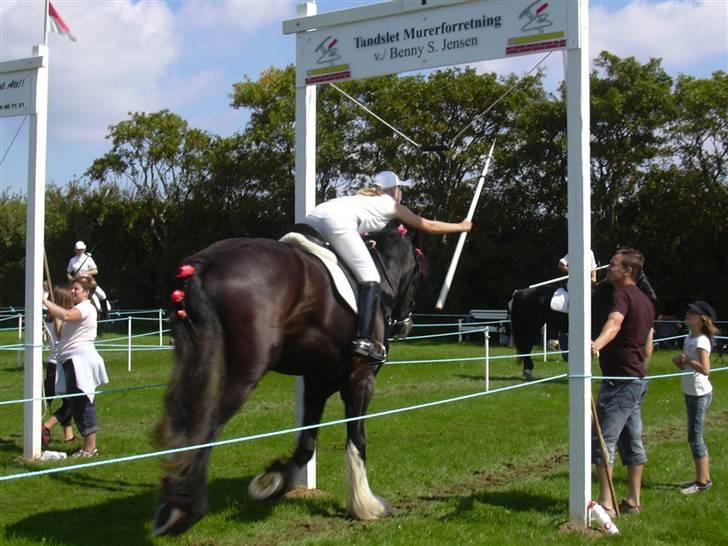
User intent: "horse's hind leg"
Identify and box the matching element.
[248,376,333,501]
[154,379,257,536]
[341,361,389,520]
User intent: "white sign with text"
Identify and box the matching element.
[297,0,569,86]
[0,69,33,118]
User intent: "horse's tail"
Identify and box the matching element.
[155,260,225,477]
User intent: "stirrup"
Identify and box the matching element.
[352,338,387,363]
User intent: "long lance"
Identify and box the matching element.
[43,249,62,337]
[528,265,609,288]
[435,139,496,311]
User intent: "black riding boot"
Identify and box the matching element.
[352,282,386,363]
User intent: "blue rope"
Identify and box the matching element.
[0,383,169,406]
[0,374,566,482]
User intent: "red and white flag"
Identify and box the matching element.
[48,1,77,42]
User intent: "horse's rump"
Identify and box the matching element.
[510,285,555,352]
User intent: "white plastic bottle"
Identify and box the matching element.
[587,500,619,534]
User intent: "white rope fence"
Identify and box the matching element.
[1,308,727,482]
[0,374,566,482]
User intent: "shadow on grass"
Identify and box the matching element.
[0,435,23,464]
[4,474,340,545]
[448,489,565,517]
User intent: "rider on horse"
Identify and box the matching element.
[302,171,472,363]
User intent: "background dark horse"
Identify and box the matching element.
[153,225,421,536]
[510,274,657,377]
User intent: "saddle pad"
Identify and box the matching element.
[279,232,357,313]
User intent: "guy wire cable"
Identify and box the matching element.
[447,51,553,147]
[0,115,28,166]
[328,82,421,149]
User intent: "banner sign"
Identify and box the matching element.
[0,69,33,118]
[297,0,569,86]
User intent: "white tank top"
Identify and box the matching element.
[306,194,397,234]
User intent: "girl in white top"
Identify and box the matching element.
[42,286,76,446]
[302,171,472,362]
[672,300,719,494]
[43,276,108,458]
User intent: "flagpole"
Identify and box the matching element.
[43,0,50,46]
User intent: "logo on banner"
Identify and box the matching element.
[306,35,351,85]
[506,1,565,56]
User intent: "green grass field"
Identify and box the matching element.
[1,327,726,545]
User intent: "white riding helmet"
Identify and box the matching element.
[372,171,401,190]
[75,241,86,250]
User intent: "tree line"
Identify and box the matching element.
[1,52,726,318]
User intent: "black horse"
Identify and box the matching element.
[153,224,421,536]
[510,274,657,378]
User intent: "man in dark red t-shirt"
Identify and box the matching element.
[591,248,654,516]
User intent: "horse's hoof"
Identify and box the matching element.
[248,471,285,501]
[152,503,200,536]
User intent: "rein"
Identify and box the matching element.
[370,244,415,331]
[370,246,396,295]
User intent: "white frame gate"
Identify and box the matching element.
[284,0,592,525]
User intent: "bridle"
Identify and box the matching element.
[370,241,421,333]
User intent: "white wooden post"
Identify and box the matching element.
[21,45,49,460]
[127,316,132,372]
[483,327,490,391]
[457,318,463,343]
[567,0,591,526]
[158,308,163,346]
[293,0,318,490]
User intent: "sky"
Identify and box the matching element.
[0,0,726,196]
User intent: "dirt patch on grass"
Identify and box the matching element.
[284,485,335,500]
[247,409,728,543]
[396,450,569,514]
[558,521,603,539]
[646,409,728,443]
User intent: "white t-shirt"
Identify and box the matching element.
[67,253,98,277]
[55,299,108,399]
[57,299,97,363]
[560,250,597,270]
[680,334,713,396]
[305,194,397,234]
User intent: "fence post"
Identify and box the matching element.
[483,327,490,391]
[542,323,547,362]
[127,316,132,372]
[457,319,463,343]
[158,308,163,346]
[17,314,23,367]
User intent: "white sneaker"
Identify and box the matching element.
[71,448,98,459]
[680,480,712,495]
